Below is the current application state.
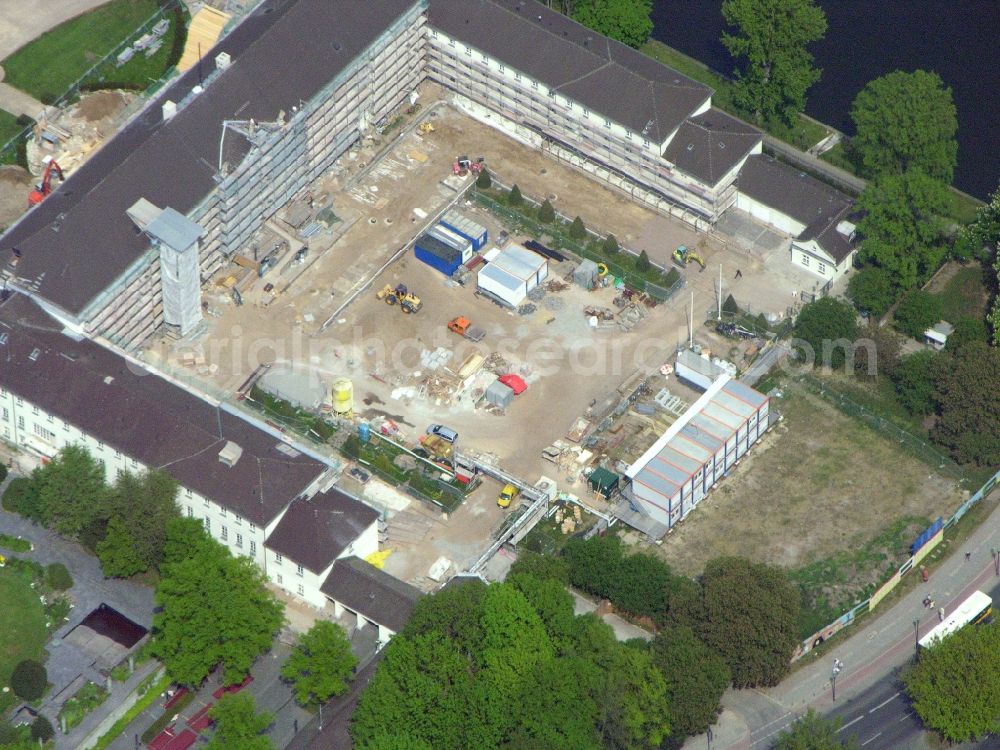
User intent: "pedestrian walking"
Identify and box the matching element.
[938,607,945,622]
[923,595,931,608]
[929,599,935,609]
[966,551,972,561]
[735,269,743,279]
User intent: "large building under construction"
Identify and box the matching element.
[0,0,781,352]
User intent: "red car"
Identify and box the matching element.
[498,374,527,395]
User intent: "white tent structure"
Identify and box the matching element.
[477,243,548,307]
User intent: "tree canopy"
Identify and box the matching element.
[722,0,827,126]
[281,620,357,707]
[651,626,730,740]
[773,709,858,749]
[571,0,653,49]
[846,266,897,318]
[903,622,1000,742]
[152,522,284,686]
[892,350,941,416]
[33,444,107,535]
[857,169,949,289]
[351,575,671,749]
[696,557,800,688]
[931,341,1000,465]
[792,297,859,370]
[957,184,1000,262]
[205,693,274,750]
[850,70,958,183]
[893,290,943,339]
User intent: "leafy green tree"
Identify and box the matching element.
[508,184,523,207]
[564,535,624,601]
[153,525,284,686]
[664,575,704,630]
[722,293,739,315]
[100,469,180,573]
[651,626,730,739]
[508,551,569,584]
[893,290,943,338]
[722,0,827,126]
[635,250,651,273]
[357,734,433,750]
[475,169,492,189]
[97,516,147,578]
[1,477,43,522]
[11,659,47,701]
[946,317,988,351]
[507,572,577,651]
[570,216,587,240]
[538,199,556,224]
[205,693,274,750]
[850,70,958,183]
[957,184,1000,261]
[774,709,859,749]
[34,444,107,535]
[931,341,1000,465]
[846,266,898,317]
[892,350,942,415]
[792,298,859,369]
[696,557,800,688]
[163,516,217,567]
[857,169,949,289]
[854,323,900,379]
[603,234,619,255]
[506,657,602,750]
[615,553,673,625]
[571,0,653,49]
[281,620,357,706]
[903,622,1000,743]
[595,645,671,749]
[30,716,55,743]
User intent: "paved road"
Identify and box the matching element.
[826,577,1000,750]
[684,493,1000,750]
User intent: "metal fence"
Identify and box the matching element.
[793,463,1000,660]
[795,373,967,482]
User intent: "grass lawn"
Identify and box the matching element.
[0,110,25,149]
[655,379,964,628]
[930,262,989,323]
[0,567,49,712]
[1,0,180,103]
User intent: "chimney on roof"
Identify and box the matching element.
[219,441,243,467]
[215,51,231,71]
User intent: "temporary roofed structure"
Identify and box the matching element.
[477,243,548,307]
[485,380,514,408]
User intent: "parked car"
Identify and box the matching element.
[426,424,458,443]
[498,483,519,508]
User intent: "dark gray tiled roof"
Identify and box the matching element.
[0,0,419,316]
[0,294,325,525]
[266,491,379,575]
[427,0,712,141]
[662,108,761,186]
[737,154,850,227]
[736,155,857,263]
[321,557,422,633]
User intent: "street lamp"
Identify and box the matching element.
[913,619,920,657]
[831,665,841,701]
[992,548,999,576]
[707,726,713,750]
[318,702,324,731]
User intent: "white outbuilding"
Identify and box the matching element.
[476,243,548,307]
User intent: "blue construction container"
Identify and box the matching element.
[358,423,371,443]
[440,210,488,251]
[415,233,463,276]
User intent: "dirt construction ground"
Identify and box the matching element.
[135,85,868,583]
[653,378,964,579]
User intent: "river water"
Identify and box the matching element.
[650,0,999,200]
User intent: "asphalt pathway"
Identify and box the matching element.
[685,494,1000,749]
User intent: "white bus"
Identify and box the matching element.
[918,590,993,650]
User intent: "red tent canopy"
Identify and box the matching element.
[499,374,527,394]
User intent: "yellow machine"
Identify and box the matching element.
[418,121,435,134]
[498,483,520,508]
[673,245,706,271]
[376,283,423,313]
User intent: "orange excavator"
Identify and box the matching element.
[28,157,64,207]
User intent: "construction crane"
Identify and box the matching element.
[673,245,706,271]
[27,156,64,207]
[376,283,423,314]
